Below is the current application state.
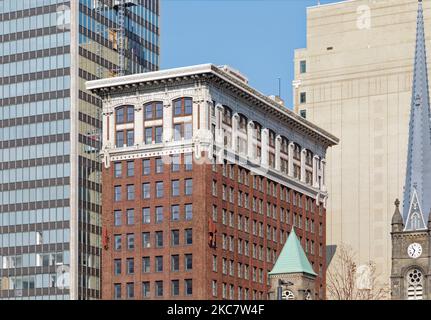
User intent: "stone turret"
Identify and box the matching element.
[391,199,404,232]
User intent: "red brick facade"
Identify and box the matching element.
[102,152,326,300]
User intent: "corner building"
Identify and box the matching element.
[0,0,160,300]
[87,64,338,300]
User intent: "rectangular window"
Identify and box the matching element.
[171,180,180,197]
[142,208,150,224]
[127,233,135,250]
[114,259,121,275]
[156,231,163,248]
[185,153,193,171]
[142,159,150,175]
[114,162,122,178]
[126,283,134,299]
[174,124,182,141]
[185,204,193,221]
[127,161,134,177]
[155,281,163,297]
[184,123,193,140]
[171,280,180,297]
[156,256,163,272]
[171,205,180,221]
[127,185,135,201]
[156,182,164,198]
[142,257,150,273]
[127,130,134,146]
[142,183,150,199]
[127,209,134,225]
[114,210,122,226]
[171,255,179,272]
[114,284,121,300]
[155,206,163,224]
[171,155,180,172]
[156,102,163,119]
[116,131,124,147]
[142,282,150,298]
[142,232,150,248]
[156,158,164,173]
[114,186,121,202]
[185,254,192,271]
[300,60,307,74]
[185,279,193,296]
[300,92,306,104]
[155,127,163,143]
[114,235,121,250]
[171,230,180,246]
[126,258,134,274]
[145,127,153,144]
[185,179,193,195]
[185,229,193,245]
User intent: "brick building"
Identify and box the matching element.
[86,64,338,300]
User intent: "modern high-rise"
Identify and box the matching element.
[293,0,429,292]
[0,0,160,300]
[87,64,338,300]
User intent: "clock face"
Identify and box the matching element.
[408,243,423,259]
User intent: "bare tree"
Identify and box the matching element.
[326,244,390,300]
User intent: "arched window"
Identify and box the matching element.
[173,97,193,117]
[280,136,289,154]
[407,269,423,300]
[411,212,421,230]
[116,105,134,124]
[222,106,232,126]
[282,289,295,300]
[144,101,163,120]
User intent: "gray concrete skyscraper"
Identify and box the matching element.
[0,0,160,300]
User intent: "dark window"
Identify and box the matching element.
[300,109,307,119]
[114,186,121,202]
[144,102,163,120]
[171,230,180,246]
[114,259,121,275]
[114,284,121,300]
[116,107,124,124]
[300,60,307,74]
[155,256,163,272]
[116,105,134,124]
[126,258,134,274]
[185,229,193,245]
[185,279,193,296]
[171,255,179,272]
[173,97,193,117]
[185,254,192,271]
[126,283,134,299]
[300,92,306,104]
[171,280,179,296]
[155,281,163,297]
[156,231,163,248]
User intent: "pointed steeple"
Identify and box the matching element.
[269,228,317,277]
[402,0,431,228]
[392,199,404,232]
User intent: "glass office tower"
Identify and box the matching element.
[0,0,160,300]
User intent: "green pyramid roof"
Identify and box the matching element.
[269,228,317,277]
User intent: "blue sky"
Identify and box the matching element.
[160,0,340,108]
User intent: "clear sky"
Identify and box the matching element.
[160,0,340,108]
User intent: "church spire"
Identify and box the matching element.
[403,0,431,230]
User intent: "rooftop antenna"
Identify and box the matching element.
[277,77,281,98]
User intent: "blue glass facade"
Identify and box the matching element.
[0,0,159,299]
